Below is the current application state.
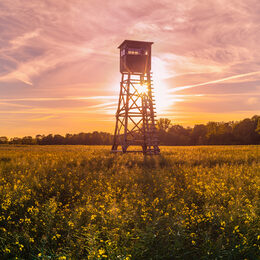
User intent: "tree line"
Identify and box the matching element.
[157,115,260,145]
[0,115,259,146]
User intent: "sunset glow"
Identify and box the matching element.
[152,57,175,114]
[0,0,259,137]
[138,84,148,95]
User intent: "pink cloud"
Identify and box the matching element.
[0,0,259,136]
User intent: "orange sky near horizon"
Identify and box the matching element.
[0,0,259,137]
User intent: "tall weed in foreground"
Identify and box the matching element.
[0,145,259,259]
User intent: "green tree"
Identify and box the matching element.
[191,124,207,145]
[157,118,171,132]
[0,136,8,144]
[233,118,255,144]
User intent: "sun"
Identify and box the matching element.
[139,83,148,94]
[110,56,175,115]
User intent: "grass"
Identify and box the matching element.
[0,145,259,259]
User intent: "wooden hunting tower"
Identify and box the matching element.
[119,40,152,74]
[111,40,160,155]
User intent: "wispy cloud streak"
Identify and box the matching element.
[168,71,260,93]
[0,96,117,102]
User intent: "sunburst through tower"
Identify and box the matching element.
[111,40,160,155]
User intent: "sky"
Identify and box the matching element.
[0,0,259,137]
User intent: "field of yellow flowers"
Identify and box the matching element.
[0,145,259,259]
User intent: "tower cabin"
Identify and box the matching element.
[118,40,153,74]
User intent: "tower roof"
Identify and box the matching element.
[118,40,153,49]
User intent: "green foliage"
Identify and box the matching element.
[157,115,260,145]
[157,118,172,132]
[0,145,259,259]
[3,115,260,146]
